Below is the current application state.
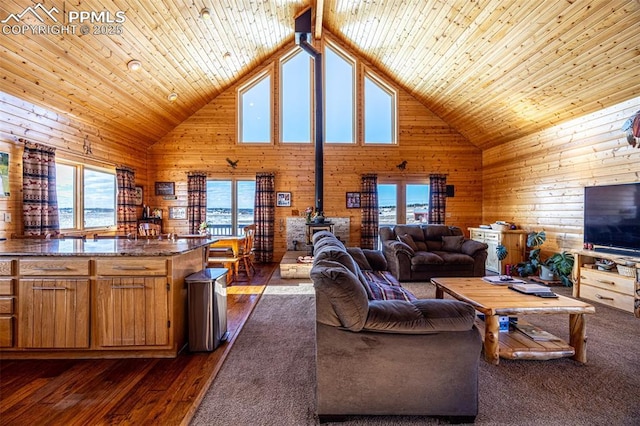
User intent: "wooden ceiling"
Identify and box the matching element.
[2,0,639,150]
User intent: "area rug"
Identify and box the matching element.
[191,277,640,425]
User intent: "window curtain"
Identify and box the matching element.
[429,174,447,224]
[360,174,379,249]
[116,166,137,234]
[21,140,60,236]
[187,172,207,234]
[254,172,275,263]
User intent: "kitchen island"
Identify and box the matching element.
[0,237,216,359]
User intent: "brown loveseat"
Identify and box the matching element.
[380,224,488,282]
[310,231,481,423]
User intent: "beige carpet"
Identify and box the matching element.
[191,274,640,425]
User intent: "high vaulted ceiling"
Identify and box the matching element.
[2,0,639,150]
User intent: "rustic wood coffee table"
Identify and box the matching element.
[431,277,595,365]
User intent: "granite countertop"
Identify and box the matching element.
[0,237,217,256]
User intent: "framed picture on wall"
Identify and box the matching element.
[169,206,187,220]
[276,192,291,207]
[155,181,175,196]
[346,192,361,208]
[133,186,143,206]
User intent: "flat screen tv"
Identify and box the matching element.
[584,183,640,255]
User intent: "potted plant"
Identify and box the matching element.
[543,251,575,287]
[516,231,546,277]
[496,244,508,261]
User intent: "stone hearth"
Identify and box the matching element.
[285,217,350,251]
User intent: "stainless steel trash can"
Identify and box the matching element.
[186,268,228,352]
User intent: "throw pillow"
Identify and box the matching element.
[398,233,419,252]
[441,235,465,252]
[346,247,373,271]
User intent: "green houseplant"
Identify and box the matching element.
[496,244,508,261]
[516,231,546,277]
[543,251,575,287]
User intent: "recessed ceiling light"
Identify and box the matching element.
[167,93,178,102]
[200,7,211,20]
[127,60,142,71]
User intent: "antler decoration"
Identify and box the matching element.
[226,158,239,169]
[396,160,407,170]
[622,110,640,148]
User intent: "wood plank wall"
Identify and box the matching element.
[483,96,640,258]
[148,35,483,259]
[0,92,149,238]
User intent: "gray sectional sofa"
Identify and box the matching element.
[309,231,482,423]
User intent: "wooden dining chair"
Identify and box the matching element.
[238,224,256,278]
[138,222,161,237]
[207,252,240,284]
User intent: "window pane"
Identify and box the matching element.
[364,75,394,144]
[325,45,354,143]
[83,169,115,228]
[241,75,271,143]
[378,184,397,225]
[56,164,75,229]
[281,51,311,143]
[406,184,429,224]
[207,181,232,235]
[237,180,256,232]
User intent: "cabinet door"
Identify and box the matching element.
[18,279,90,348]
[96,277,169,347]
[485,240,500,273]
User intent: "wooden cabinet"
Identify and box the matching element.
[96,276,169,347]
[0,242,207,359]
[573,250,638,315]
[94,258,170,347]
[469,228,527,274]
[16,258,90,349]
[18,279,90,348]
[96,258,166,276]
[0,277,15,348]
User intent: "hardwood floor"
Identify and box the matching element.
[0,263,278,426]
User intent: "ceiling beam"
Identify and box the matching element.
[314,0,324,39]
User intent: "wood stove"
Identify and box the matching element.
[305,222,334,245]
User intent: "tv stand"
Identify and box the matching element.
[593,247,640,257]
[573,249,638,316]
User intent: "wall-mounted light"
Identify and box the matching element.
[200,7,211,20]
[167,93,178,102]
[127,60,142,71]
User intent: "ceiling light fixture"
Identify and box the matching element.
[200,7,211,19]
[127,60,142,71]
[167,93,178,102]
